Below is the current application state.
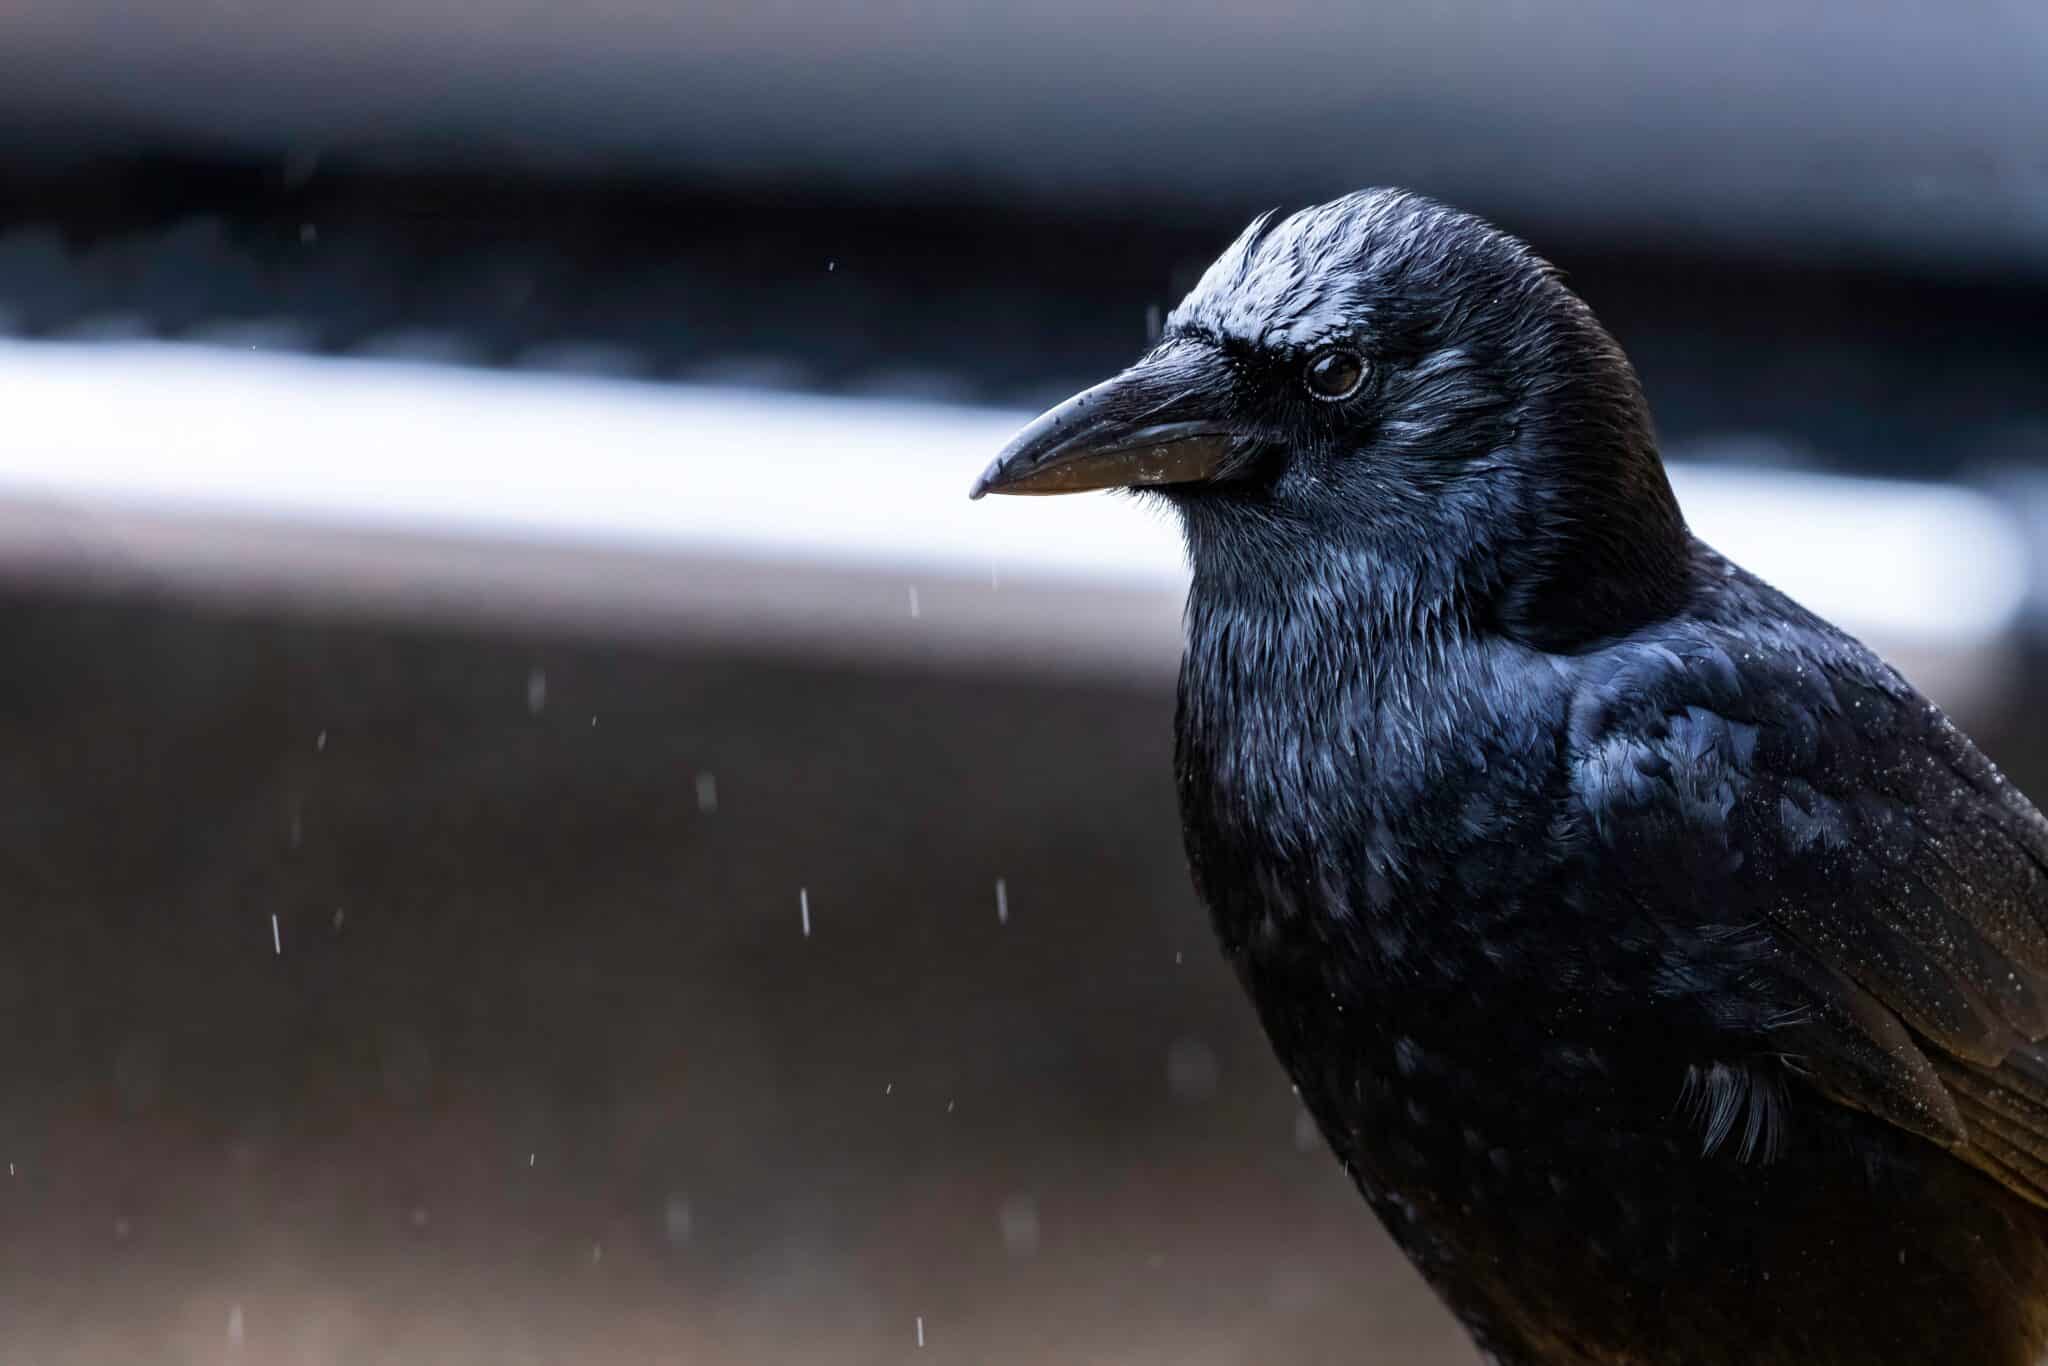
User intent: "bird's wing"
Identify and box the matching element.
[1569,588,2048,1205]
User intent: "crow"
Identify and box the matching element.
[970,189,2048,1365]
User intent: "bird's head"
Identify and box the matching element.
[972,189,1690,649]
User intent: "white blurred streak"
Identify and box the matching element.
[0,341,1182,583]
[0,341,2023,697]
[1670,465,2026,644]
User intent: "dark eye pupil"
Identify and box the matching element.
[1305,349,1363,399]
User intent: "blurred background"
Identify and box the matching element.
[1,3,2046,1362]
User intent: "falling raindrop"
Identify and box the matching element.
[270,914,281,956]
[696,771,719,813]
[527,667,548,714]
[227,1304,245,1346]
[908,586,921,619]
[916,1316,925,1348]
[995,878,1009,925]
[315,730,327,752]
[800,888,811,937]
[1294,1108,1321,1153]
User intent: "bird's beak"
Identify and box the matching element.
[969,344,1240,499]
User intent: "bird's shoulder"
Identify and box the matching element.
[1563,540,2048,1199]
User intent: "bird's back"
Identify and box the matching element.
[1175,538,2048,1365]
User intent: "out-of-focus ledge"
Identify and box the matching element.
[0,341,2025,706]
[0,491,1187,684]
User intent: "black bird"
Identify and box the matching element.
[971,190,2048,1364]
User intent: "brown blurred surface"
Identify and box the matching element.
[0,585,1485,1364]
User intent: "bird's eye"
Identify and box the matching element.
[1303,348,1366,401]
